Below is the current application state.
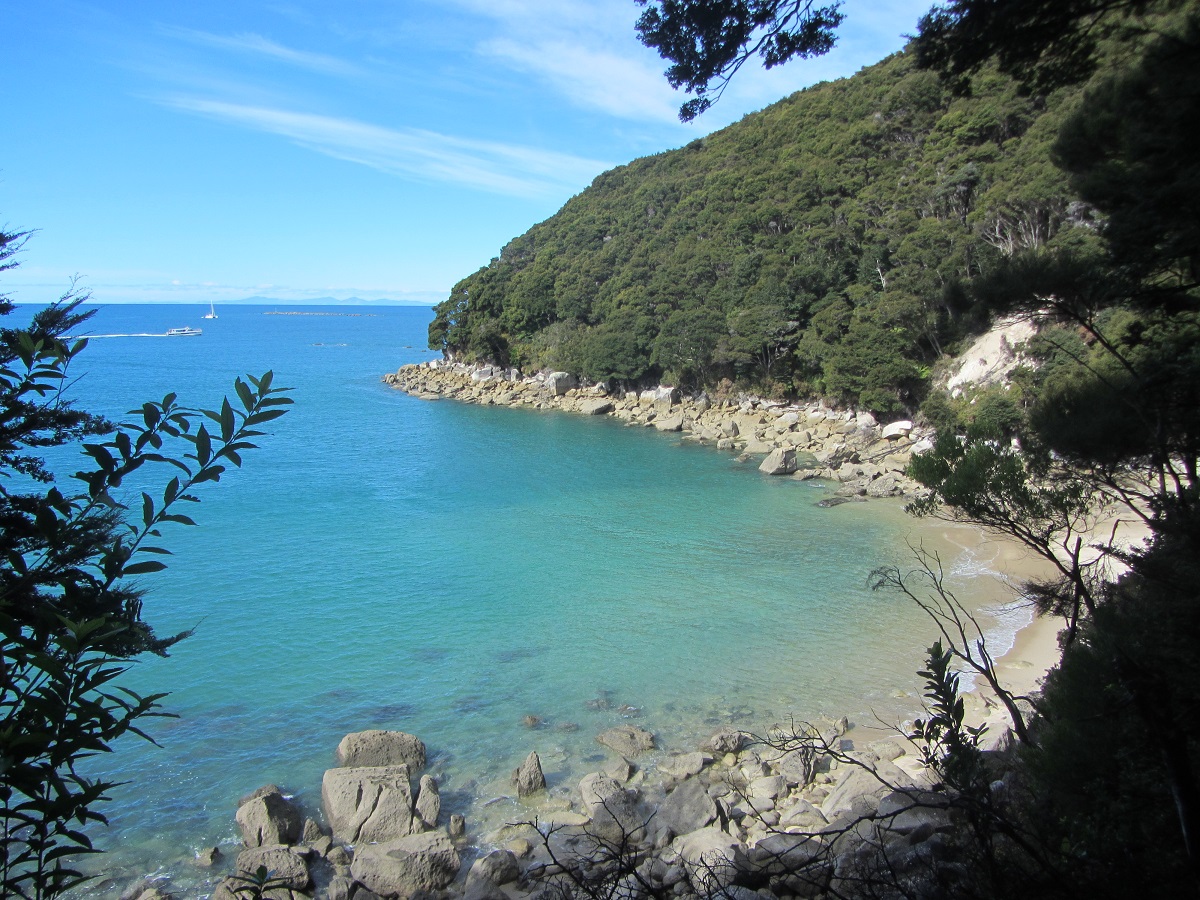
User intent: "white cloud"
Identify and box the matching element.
[158,96,612,198]
[446,0,930,129]
[437,0,688,126]
[482,37,681,123]
[162,26,364,77]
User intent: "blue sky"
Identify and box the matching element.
[5,0,933,305]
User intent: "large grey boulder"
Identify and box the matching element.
[336,731,426,770]
[876,790,953,836]
[702,729,745,755]
[745,833,826,876]
[580,398,613,416]
[866,473,902,497]
[546,372,577,396]
[770,747,816,786]
[414,774,441,829]
[654,414,685,432]
[597,725,655,758]
[464,849,520,900]
[511,750,546,797]
[321,765,415,845]
[670,826,745,890]
[659,752,712,780]
[350,831,461,899]
[580,773,646,843]
[657,778,718,838]
[235,845,310,891]
[759,447,797,475]
[236,791,302,847]
[820,760,915,820]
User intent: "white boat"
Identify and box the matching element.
[166,326,202,336]
[202,302,217,320]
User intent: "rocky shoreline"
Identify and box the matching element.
[383,362,934,503]
[120,713,1022,900]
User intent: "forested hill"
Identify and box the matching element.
[429,49,1091,416]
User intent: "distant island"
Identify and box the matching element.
[262,311,379,317]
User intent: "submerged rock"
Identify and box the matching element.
[597,724,656,758]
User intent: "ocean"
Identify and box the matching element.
[8,303,1016,895]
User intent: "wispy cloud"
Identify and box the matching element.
[482,37,681,123]
[158,96,611,198]
[162,26,364,77]
[440,0,688,126]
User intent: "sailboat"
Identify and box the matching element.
[202,302,218,320]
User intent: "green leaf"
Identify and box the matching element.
[122,560,169,576]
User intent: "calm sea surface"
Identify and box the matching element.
[12,303,1016,895]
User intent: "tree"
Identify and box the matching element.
[913,0,1164,93]
[639,1,1200,890]
[0,229,291,897]
[635,0,845,120]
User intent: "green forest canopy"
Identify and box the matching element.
[429,47,1095,416]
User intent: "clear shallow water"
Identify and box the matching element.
[12,304,1009,894]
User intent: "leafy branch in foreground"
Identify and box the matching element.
[1,286,291,898]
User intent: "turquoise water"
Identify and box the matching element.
[13,304,1005,893]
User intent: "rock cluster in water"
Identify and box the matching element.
[125,717,1021,900]
[383,362,933,501]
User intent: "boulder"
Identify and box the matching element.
[650,385,679,405]
[511,750,547,797]
[657,778,719,837]
[702,729,745,755]
[759,447,797,476]
[335,731,426,770]
[235,845,310,891]
[464,848,520,900]
[414,774,441,828]
[659,751,712,780]
[597,724,655,758]
[580,398,613,416]
[654,414,685,432]
[581,772,646,842]
[321,765,415,845]
[546,372,577,396]
[865,474,901,497]
[876,790,953,835]
[749,775,786,803]
[671,826,745,890]
[350,831,461,899]
[820,760,914,820]
[777,797,828,829]
[745,833,826,876]
[236,792,302,847]
[743,439,776,455]
[881,420,913,440]
[770,747,816,786]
